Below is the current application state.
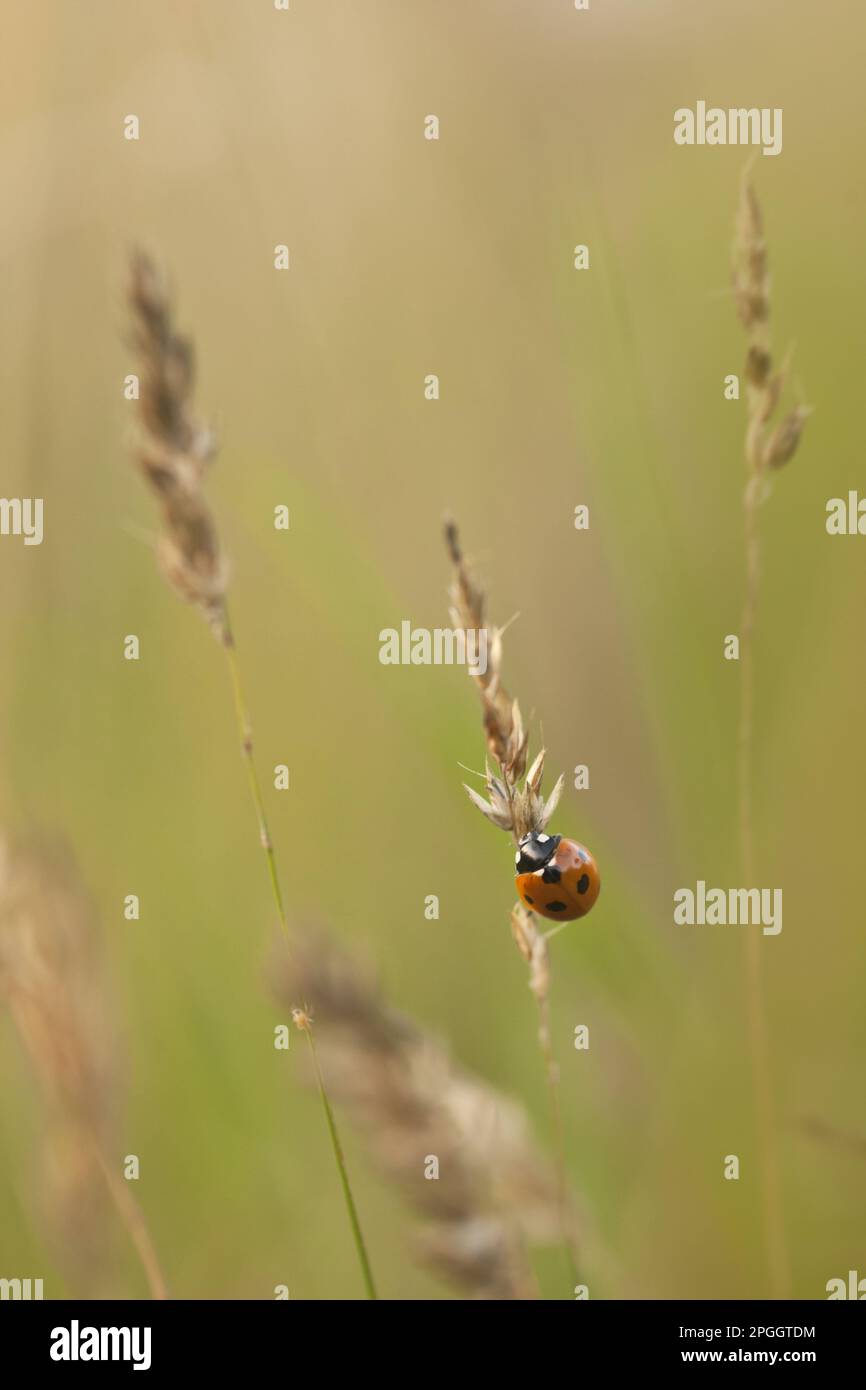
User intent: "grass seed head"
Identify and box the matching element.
[0,835,118,1281]
[763,405,811,470]
[273,931,570,1299]
[732,181,809,482]
[128,250,229,642]
[445,520,563,843]
[733,177,770,333]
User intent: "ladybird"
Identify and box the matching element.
[514,831,600,922]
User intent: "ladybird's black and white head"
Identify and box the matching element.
[514,831,561,876]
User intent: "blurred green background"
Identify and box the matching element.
[1,0,863,1299]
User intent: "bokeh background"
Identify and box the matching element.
[1,0,863,1299]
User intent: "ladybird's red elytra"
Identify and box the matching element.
[514,831,600,922]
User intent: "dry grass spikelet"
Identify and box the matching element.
[732,176,810,497]
[0,834,114,1136]
[0,835,117,1280]
[0,834,168,1298]
[732,179,770,336]
[510,901,551,1005]
[444,519,563,844]
[273,931,570,1300]
[128,250,229,642]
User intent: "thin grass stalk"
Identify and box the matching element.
[93,1142,170,1300]
[738,492,785,1298]
[221,617,378,1298]
[223,612,289,941]
[732,172,809,1297]
[295,1013,378,1300]
[534,965,578,1289]
[511,907,579,1290]
[222,623,373,1296]
[127,252,377,1298]
[444,520,580,1290]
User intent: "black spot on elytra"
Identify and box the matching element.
[525,895,534,905]
[541,865,561,884]
[577,873,590,894]
[546,901,567,913]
